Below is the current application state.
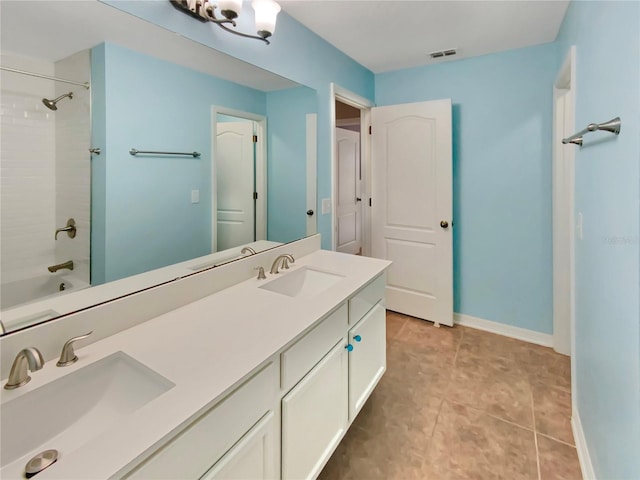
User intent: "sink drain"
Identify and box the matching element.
[25,449,58,478]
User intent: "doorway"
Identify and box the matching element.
[211,107,266,253]
[552,47,576,363]
[335,100,363,255]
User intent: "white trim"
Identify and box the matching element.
[306,113,318,236]
[453,313,553,347]
[572,409,595,480]
[211,106,267,252]
[336,118,360,128]
[329,83,374,253]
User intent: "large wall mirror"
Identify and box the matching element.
[0,1,318,335]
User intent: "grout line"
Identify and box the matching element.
[531,389,542,480]
[536,431,577,448]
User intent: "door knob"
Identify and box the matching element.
[440,220,449,229]
[306,210,314,216]
[356,197,362,202]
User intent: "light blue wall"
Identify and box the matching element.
[266,86,317,242]
[557,1,640,477]
[91,42,266,283]
[99,0,375,250]
[376,43,558,334]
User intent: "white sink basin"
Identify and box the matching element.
[259,267,344,298]
[1,351,174,474]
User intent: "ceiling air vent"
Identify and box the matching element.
[430,48,457,59]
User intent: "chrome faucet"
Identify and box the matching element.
[48,260,74,273]
[57,331,93,367]
[4,347,45,389]
[270,254,295,274]
[241,246,257,256]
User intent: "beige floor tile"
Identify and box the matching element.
[537,434,583,480]
[318,425,429,480]
[424,401,539,480]
[394,315,463,357]
[386,311,408,340]
[459,327,531,367]
[527,346,571,391]
[386,338,454,397]
[532,383,574,445]
[447,351,534,428]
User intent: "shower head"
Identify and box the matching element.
[42,92,73,111]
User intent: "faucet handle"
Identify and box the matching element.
[57,331,93,367]
[255,266,266,280]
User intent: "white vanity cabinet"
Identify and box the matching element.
[347,302,386,421]
[123,362,279,480]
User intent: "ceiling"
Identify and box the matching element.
[279,0,571,73]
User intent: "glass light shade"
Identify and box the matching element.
[217,0,243,16]
[252,0,281,36]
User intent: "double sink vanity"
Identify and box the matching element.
[0,235,391,479]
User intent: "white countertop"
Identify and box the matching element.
[1,250,390,479]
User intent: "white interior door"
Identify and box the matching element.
[306,113,318,236]
[336,128,362,254]
[371,99,453,327]
[216,121,255,251]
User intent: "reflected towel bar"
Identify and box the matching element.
[129,148,201,158]
[562,117,621,146]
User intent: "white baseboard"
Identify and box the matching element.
[453,313,553,347]
[572,408,595,479]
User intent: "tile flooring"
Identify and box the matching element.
[318,311,582,480]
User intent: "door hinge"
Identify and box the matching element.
[368,125,372,135]
[252,135,258,143]
[253,192,258,200]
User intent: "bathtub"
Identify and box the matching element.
[1,273,89,311]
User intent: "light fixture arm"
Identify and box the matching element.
[170,0,272,44]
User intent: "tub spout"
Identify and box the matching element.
[48,260,74,273]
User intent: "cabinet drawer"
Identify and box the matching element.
[349,273,385,324]
[281,303,347,392]
[124,362,277,480]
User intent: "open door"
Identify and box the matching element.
[371,99,453,327]
[336,127,362,254]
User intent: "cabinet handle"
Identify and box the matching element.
[353,335,362,342]
[345,344,354,352]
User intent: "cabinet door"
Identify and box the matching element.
[201,411,278,480]
[282,340,348,480]
[348,302,386,421]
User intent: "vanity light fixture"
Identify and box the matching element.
[170,0,281,44]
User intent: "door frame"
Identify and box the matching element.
[330,83,374,254]
[211,106,267,252]
[552,47,576,383]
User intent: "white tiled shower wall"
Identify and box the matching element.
[55,50,91,285]
[0,51,90,295]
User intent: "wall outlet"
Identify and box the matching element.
[191,189,200,204]
[321,198,331,215]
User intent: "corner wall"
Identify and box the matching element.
[556,1,640,477]
[375,43,558,334]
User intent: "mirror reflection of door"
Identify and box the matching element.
[215,115,257,251]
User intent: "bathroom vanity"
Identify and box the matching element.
[0,236,390,480]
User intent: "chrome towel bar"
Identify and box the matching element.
[562,117,621,146]
[129,148,201,158]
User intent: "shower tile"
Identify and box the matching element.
[532,382,574,445]
[537,434,582,480]
[424,401,538,480]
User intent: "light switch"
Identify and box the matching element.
[322,198,331,215]
[191,189,200,204]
